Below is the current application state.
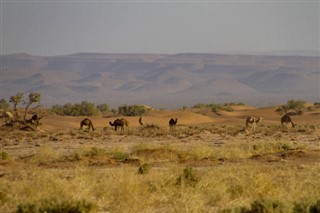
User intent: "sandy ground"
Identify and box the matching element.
[1,106,320,165]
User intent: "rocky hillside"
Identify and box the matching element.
[1,53,319,108]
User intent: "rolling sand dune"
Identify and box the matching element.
[42,106,320,130]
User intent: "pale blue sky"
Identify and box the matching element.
[1,1,319,56]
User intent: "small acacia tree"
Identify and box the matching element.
[5,92,43,130]
[0,98,10,110]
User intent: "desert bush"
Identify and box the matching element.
[52,101,98,116]
[138,163,151,175]
[83,147,106,158]
[96,103,109,112]
[0,190,8,205]
[4,92,44,130]
[276,99,306,115]
[0,151,10,160]
[248,198,287,213]
[314,102,320,109]
[139,127,167,138]
[16,198,95,213]
[310,200,320,213]
[192,103,208,109]
[286,99,305,111]
[293,202,310,213]
[176,166,200,187]
[111,151,130,161]
[118,104,149,116]
[0,98,9,110]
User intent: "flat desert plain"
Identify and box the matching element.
[1,106,320,212]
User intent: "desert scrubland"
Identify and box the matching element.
[1,106,320,213]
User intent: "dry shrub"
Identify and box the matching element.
[0,151,10,160]
[176,166,200,187]
[16,198,96,213]
[137,163,151,175]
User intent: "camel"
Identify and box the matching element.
[245,115,263,132]
[109,118,129,131]
[1,111,14,124]
[281,114,296,128]
[80,118,95,131]
[139,116,144,127]
[169,118,178,131]
[26,114,41,126]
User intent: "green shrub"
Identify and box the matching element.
[96,103,109,112]
[293,202,310,213]
[176,166,200,187]
[138,163,151,175]
[249,198,286,213]
[52,101,99,116]
[118,104,149,116]
[84,147,106,158]
[111,151,130,161]
[314,102,320,109]
[276,99,306,115]
[0,190,8,205]
[16,199,95,213]
[310,200,320,213]
[0,151,10,160]
[0,98,9,110]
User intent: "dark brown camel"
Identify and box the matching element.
[80,118,95,131]
[169,118,178,131]
[281,114,296,128]
[26,114,42,126]
[109,118,129,131]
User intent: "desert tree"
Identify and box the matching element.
[9,92,24,119]
[6,92,43,130]
[23,92,41,120]
[0,98,9,110]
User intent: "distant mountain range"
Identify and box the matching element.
[1,53,319,108]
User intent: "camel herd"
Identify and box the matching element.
[244,114,296,133]
[79,114,296,132]
[80,117,178,132]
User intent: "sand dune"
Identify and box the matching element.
[42,106,320,130]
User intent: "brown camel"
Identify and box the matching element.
[26,114,42,126]
[80,118,95,131]
[109,118,129,131]
[281,114,296,128]
[245,116,263,132]
[169,118,178,131]
[139,116,144,127]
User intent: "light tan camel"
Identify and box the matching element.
[245,116,263,132]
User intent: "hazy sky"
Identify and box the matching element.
[1,1,319,56]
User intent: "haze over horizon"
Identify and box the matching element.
[1,1,319,108]
[1,1,319,56]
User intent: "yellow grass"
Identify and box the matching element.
[1,106,320,212]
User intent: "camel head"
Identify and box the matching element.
[174,118,178,124]
[256,117,263,123]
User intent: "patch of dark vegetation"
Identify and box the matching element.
[16,198,96,213]
[137,163,151,174]
[176,166,200,187]
[0,151,10,161]
[220,199,320,213]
